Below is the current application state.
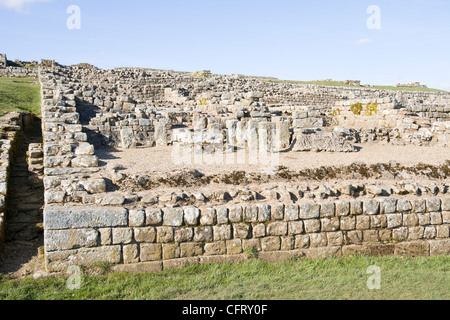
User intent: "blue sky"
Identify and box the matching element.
[1,0,449,90]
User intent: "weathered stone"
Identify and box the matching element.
[204,241,226,256]
[304,219,321,233]
[267,221,288,236]
[226,239,243,255]
[146,208,162,226]
[350,200,363,216]
[101,194,125,206]
[395,241,429,257]
[140,244,162,261]
[364,200,380,215]
[243,206,258,223]
[46,246,122,272]
[356,215,371,230]
[381,198,397,214]
[320,202,335,218]
[112,228,133,245]
[397,199,412,213]
[123,244,139,264]
[180,243,204,258]
[44,207,128,230]
[156,226,174,243]
[162,208,184,227]
[335,201,350,217]
[233,223,251,239]
[392,227,409,241]
[163,243,181,260]
[403,214,419,227]
[327,231,344,246]
[45,229,99,252]
[426,198,441,212]
[340,216,356,231]
[134,227,156,243]
[194,226,213,242]
[216,207,229,225]
[129,209,145,227]
[288,221,304,236]
[200,208,217,226]
[310,233,328,248]
[184,207,200,226]
[429,240,450,256]
[285,204,299,221]
[387,214,403,229]
[213,225,232,241]
[228,206,242,223]
[271,203,284,220]
[257,204,271,222]
[261,237,281,252]
[300,203,320,220]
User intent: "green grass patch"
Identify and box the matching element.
[0,77,41,116]
[266,80,447,93]
[0,256,448,300]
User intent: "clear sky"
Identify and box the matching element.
[1,0,449,90]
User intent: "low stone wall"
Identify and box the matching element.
[0,67,38,78]
[43,197,450,272]
[0,112,34,251]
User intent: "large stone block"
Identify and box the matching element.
[46,246,122,272]
[300,203,320,220]
[44,207,128,230]
[162,208,184,227]
[45,229,99,252]
[140,244,162,262]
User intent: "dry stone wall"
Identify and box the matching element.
[0,112,35,251]
[43,197,450,272]
[37,63,450,272]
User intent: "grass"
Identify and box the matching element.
[0,256,448,300]
[0,77,41,116]
[267,80,447,93]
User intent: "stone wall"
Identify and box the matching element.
[37,63,450,273]
[0,54,7,69]
[43,197,450,272]
[0,67,38,78]
[0,112,35,251]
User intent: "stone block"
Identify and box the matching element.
[123,244,139,264]
[180,243,204,258]
[213,225,232,241]
[129,209,145,227]
[261,237,281,252]
[228,206,242,223]
[304,219,321,233]
[381,198,397,214]
[395,241,429,257]
[340,216,356,231]
[156,226,174,243]
[174,228,194,243]
[134,227,156,243]
[271,203,285,220]
[184,207,200,226]
[200,208,217,226]
[257,204,271,222]
[194,226,213,242]
[44,207,128,230]
[310,233,328,248]
[300,203,320,220]
[163,208,184,227]
[288,221,304,235]
[364,200,380,215]
[112,228,133,245]
[321,218,340,232]
[233,223,251,239]
[163,243,181,260]
[320,202,335,218]
[226,239,243,255]
[267,221,288,236]
[204,241,226,256]
[426,198,441,212]
[285,204,299,221]
[140,244,162,262]
[45,229,99,252]
[146,208,162,226]
[335,201,350,217]
[243,206,258,223]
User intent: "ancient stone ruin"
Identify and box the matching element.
[0,55,449,275]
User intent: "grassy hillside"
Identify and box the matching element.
[0,256,448,300]
[267,80,447,93]
[0,77,41,116]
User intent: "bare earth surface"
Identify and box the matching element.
[97,144,450,176]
